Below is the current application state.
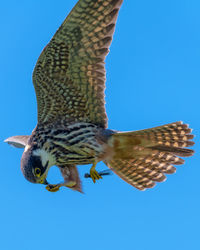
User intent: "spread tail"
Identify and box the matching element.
[105,121,194,190]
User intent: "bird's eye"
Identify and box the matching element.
[34,168,41,177]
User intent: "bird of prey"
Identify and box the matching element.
[5,0,194,193]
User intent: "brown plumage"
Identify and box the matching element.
[5,0,194,193]
[105,122,194,190]
[59,165,82,193]
[33,0,123,127]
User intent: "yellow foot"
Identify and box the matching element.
[46,184,60,192]
[46,181,76,192]
[65,181,76,188]
[90,164,102,183]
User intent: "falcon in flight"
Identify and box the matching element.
[5,0,194,193]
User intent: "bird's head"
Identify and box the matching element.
[21,145,54,185]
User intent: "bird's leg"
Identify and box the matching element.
[45,181,76,192]
[45,165,82,193]
[89,161,102,183]
[62,181,77,188]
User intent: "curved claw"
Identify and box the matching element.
[45,181,77,192]
[90,168,102,183]
[46,184,60,192]
[84,169,111,178]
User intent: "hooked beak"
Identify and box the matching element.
[43,179,49,185]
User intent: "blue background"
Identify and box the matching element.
[1,0,200,249]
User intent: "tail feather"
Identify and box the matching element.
[150,145,194,157]
[105,121,194,190]
[105,159,157,190]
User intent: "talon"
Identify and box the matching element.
[65,181,76,188]
[90,162,102,183]
[84,169,111,179]
[46,184,60,192]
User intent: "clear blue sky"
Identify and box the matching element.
[1,0,200,249]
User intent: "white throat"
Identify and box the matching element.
[33,149,55,167]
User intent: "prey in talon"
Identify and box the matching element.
[46,178,78,193]
[84,170,112,179]
[5,0,195,193]
[46,184,60,192]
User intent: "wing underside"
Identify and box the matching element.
[33,0,123,128]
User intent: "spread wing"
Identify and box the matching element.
[33,0,123,128]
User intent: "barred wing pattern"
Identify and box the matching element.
[33,0,123,128]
